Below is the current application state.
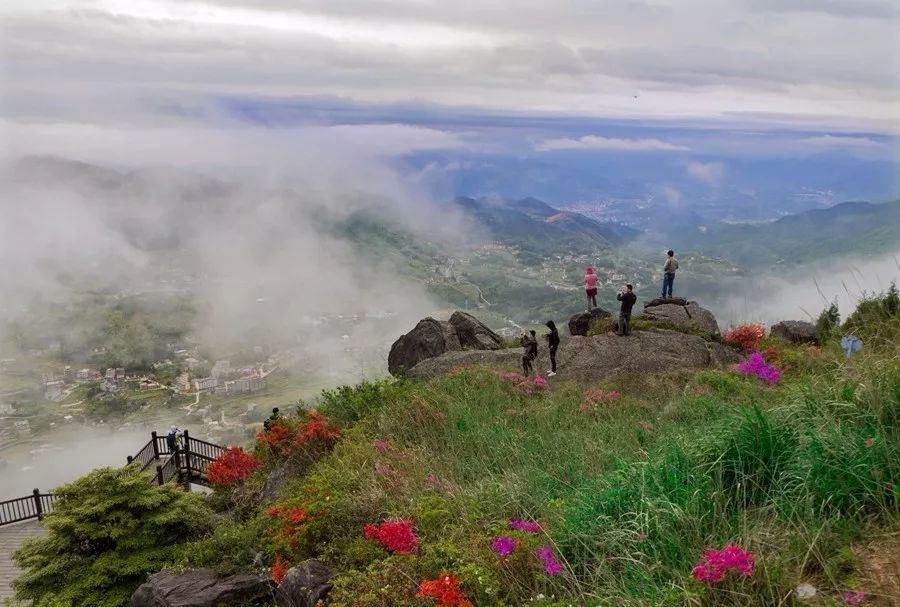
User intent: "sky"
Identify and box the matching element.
[1,0,899,168]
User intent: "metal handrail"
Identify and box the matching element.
[1,431,226,526]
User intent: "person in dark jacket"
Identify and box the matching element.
[545,320,560,376]
[263,407,281,431]
[521,330,538,376]
[166,425,181,453]
[616,284,637,336]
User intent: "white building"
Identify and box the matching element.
[193,377,218,393]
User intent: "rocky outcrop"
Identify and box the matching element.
[131,569,270,607]
[771,320,819,345]
[641,299,720,335]
[388,312,504,376]
[568,308,613,336]
[406,329,741,383]
[449,311,504,350]
[275,560,335,607]
[388,318,461,376]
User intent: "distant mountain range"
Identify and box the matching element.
[685,199,900,268]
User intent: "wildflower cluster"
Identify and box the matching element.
[256,412,341,457]
[363,519,418,554]
[416,573,473,607]
[843,590,865,605]
[692,544,755,583]
[535,545,564,576]
[581,388,620,412]
[497,371,550,395]
[206,446,262,487]
[270,553,288,584]
[724,323,766,351]
[491,535,518,556]
[265,503,308,551]
[737,352,782,384]
[508,518,543,534]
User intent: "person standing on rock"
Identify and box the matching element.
[661,250,679,298]
[584,266,599,310]
[616,284,638,336]
[544,320,560,376]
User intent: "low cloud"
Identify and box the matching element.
[801,134,885,149]
[686,160,726,187]
[535,135,689,152]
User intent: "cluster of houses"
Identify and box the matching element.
[190,359,269,395]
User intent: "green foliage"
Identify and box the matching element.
[13,466,216,607]
[316,379,412,428]
[816,300,841,343]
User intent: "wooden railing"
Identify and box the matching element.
[0,490,56,526]
[0,431,225,527]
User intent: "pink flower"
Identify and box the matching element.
[736,352,782,384]
[491,535,518,556]
[435,411,446,420]
[636,532,647,542]
[508,518,542,534]
[692,544,755,583]
[425,473,444,490]
[535,545,563,576]
[843,590,865,605]
[533,376,548,387]
[865,437,874,447]
[373,439,392,453]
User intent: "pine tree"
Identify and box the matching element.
[13,466,215,607]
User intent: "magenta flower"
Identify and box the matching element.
[508,518,542,534]
[737,352,782,384]
[692,544,755,583]
[535,545,563,576]
[491,535,518,556]
[373,440,392,453]
[843,591,865,605]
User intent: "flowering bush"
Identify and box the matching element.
[843,590,865,605]
[692,544,755,583]
[724,323,766,351]
[581,388,620,412]
[417,573,473,606]
[265,503,309,552]
[363,519,418,554]
[492,535,518,556]
[508,518,543,534]
[206,447,262,487]
[498,372,550,395]
[737,352,782,384]
[270,553,288,584]
[535,545,564,576]
[256,412,341,458]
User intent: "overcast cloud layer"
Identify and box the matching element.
[2,0,899,143]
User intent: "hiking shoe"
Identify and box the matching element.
[547,371,556,377]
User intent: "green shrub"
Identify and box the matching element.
[13,466,215,607]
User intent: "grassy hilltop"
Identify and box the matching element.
[12,289,900,607]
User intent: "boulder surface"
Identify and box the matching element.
[406,330,741,383]
[275,560,335,607]
[449,311,504,350]
[131,569,270,607]
[641,299,720,335]
[568,308,613,336]
[771,320,819,345]
[388,318,461,376]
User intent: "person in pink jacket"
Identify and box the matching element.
[584,266,599,310]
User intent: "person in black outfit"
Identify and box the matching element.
[616,284,637,336]
[545,320,560,376]
[263,407,281,431]
[166,425,181,453]
[521,330,538,376]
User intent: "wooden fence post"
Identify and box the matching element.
[182,429,192,481]
[155,465,164,486]
[33,489,43,520]
[151,431,160,459]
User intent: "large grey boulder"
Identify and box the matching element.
[388,318,461,376]
[568,308,613,336]
[275,560,335,607]
[771,320,819,345]
[131,569,270,607]
[406,330,741,383]
[449,311,504,350]
[641,299,720,335]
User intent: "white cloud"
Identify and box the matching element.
[801,134,885,149]
[686,161,726,187]
[535,135,689,152]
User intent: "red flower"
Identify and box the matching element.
[271,554,288,584]
[417,573,473,607]
[865,437,875,447]
[724,324,766,352]
[207,447,262,487]
[363,519,418,553]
